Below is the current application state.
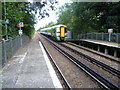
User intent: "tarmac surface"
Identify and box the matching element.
[1,32,62,88]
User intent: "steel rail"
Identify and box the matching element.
[41,34,120,77]
[59,43,120,78]
[67,42,120,63]
[42,35,120,90]
[39,38,72,90]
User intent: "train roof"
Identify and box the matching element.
[41,24,67,32]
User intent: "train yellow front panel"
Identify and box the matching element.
[61,27,65,37]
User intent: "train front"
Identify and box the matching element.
[56,25,68,41]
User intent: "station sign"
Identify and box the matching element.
[108,29,113,33]
[17,22,24,27]
[18,30,23,36]
[108,28,113,41]
[3,19,9,24]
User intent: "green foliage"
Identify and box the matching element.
[2,2,35,39]
[57,2,120,35]
[37,21,57,32]
[2,0,58,39]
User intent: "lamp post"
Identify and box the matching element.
[4,0,8,40]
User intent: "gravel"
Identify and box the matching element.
[56,42,120,85]
[63,42,120,70]
[39,35,101,88]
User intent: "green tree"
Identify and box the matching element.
[2,0,58,39]
[57,2,120,36]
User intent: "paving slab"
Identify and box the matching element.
[1,32,62,88]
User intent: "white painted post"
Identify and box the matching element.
[105,48,108,54]
[109,33,111,41]
[114,50,117,57]
[97,45,100,52]
[108,29,113,42]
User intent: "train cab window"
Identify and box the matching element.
[56,28,60,33]
[65,28,67,33]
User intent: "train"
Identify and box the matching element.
[40,24,68,41]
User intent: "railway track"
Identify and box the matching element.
[59,42,120,78]
[39,38,72,89]
[41,34,120,89]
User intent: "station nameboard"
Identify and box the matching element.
[18,30,23,36]
[3,19,9,24]
[108,29,113,33]
[17,22,24,27]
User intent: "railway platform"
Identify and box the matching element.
[80,39,119,49]
[1,32,62,88]
[67,39,120,58]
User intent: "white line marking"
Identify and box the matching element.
[39,41,62,88]
[2,52,27,71]
[19,52,27,64]
[82,39,119,48]
[15,51,28,86]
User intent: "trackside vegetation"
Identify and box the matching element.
[1,1,58,40]
[57,2,120,36]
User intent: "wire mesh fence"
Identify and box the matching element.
[1,35,29,67]
[73,33,120,43]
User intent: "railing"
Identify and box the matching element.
[0,35,29,67]
[73,33,120,43]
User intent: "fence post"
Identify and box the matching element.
[102,33,104,40]
[86,33,88,39]
[0,42,2,67]
[3,40,7,65]
[91,33,92,39]
[10,38,13,56]
[116,34,119,43]
[20,37,22,46]
[93,33,95,40]
[96,33,97,40]
[87,33,88,39]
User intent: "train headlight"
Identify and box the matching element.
[65,33,68,36]
[56,33,60,36]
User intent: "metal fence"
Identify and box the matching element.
[73,33,120,43]
[1,35,29,66]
